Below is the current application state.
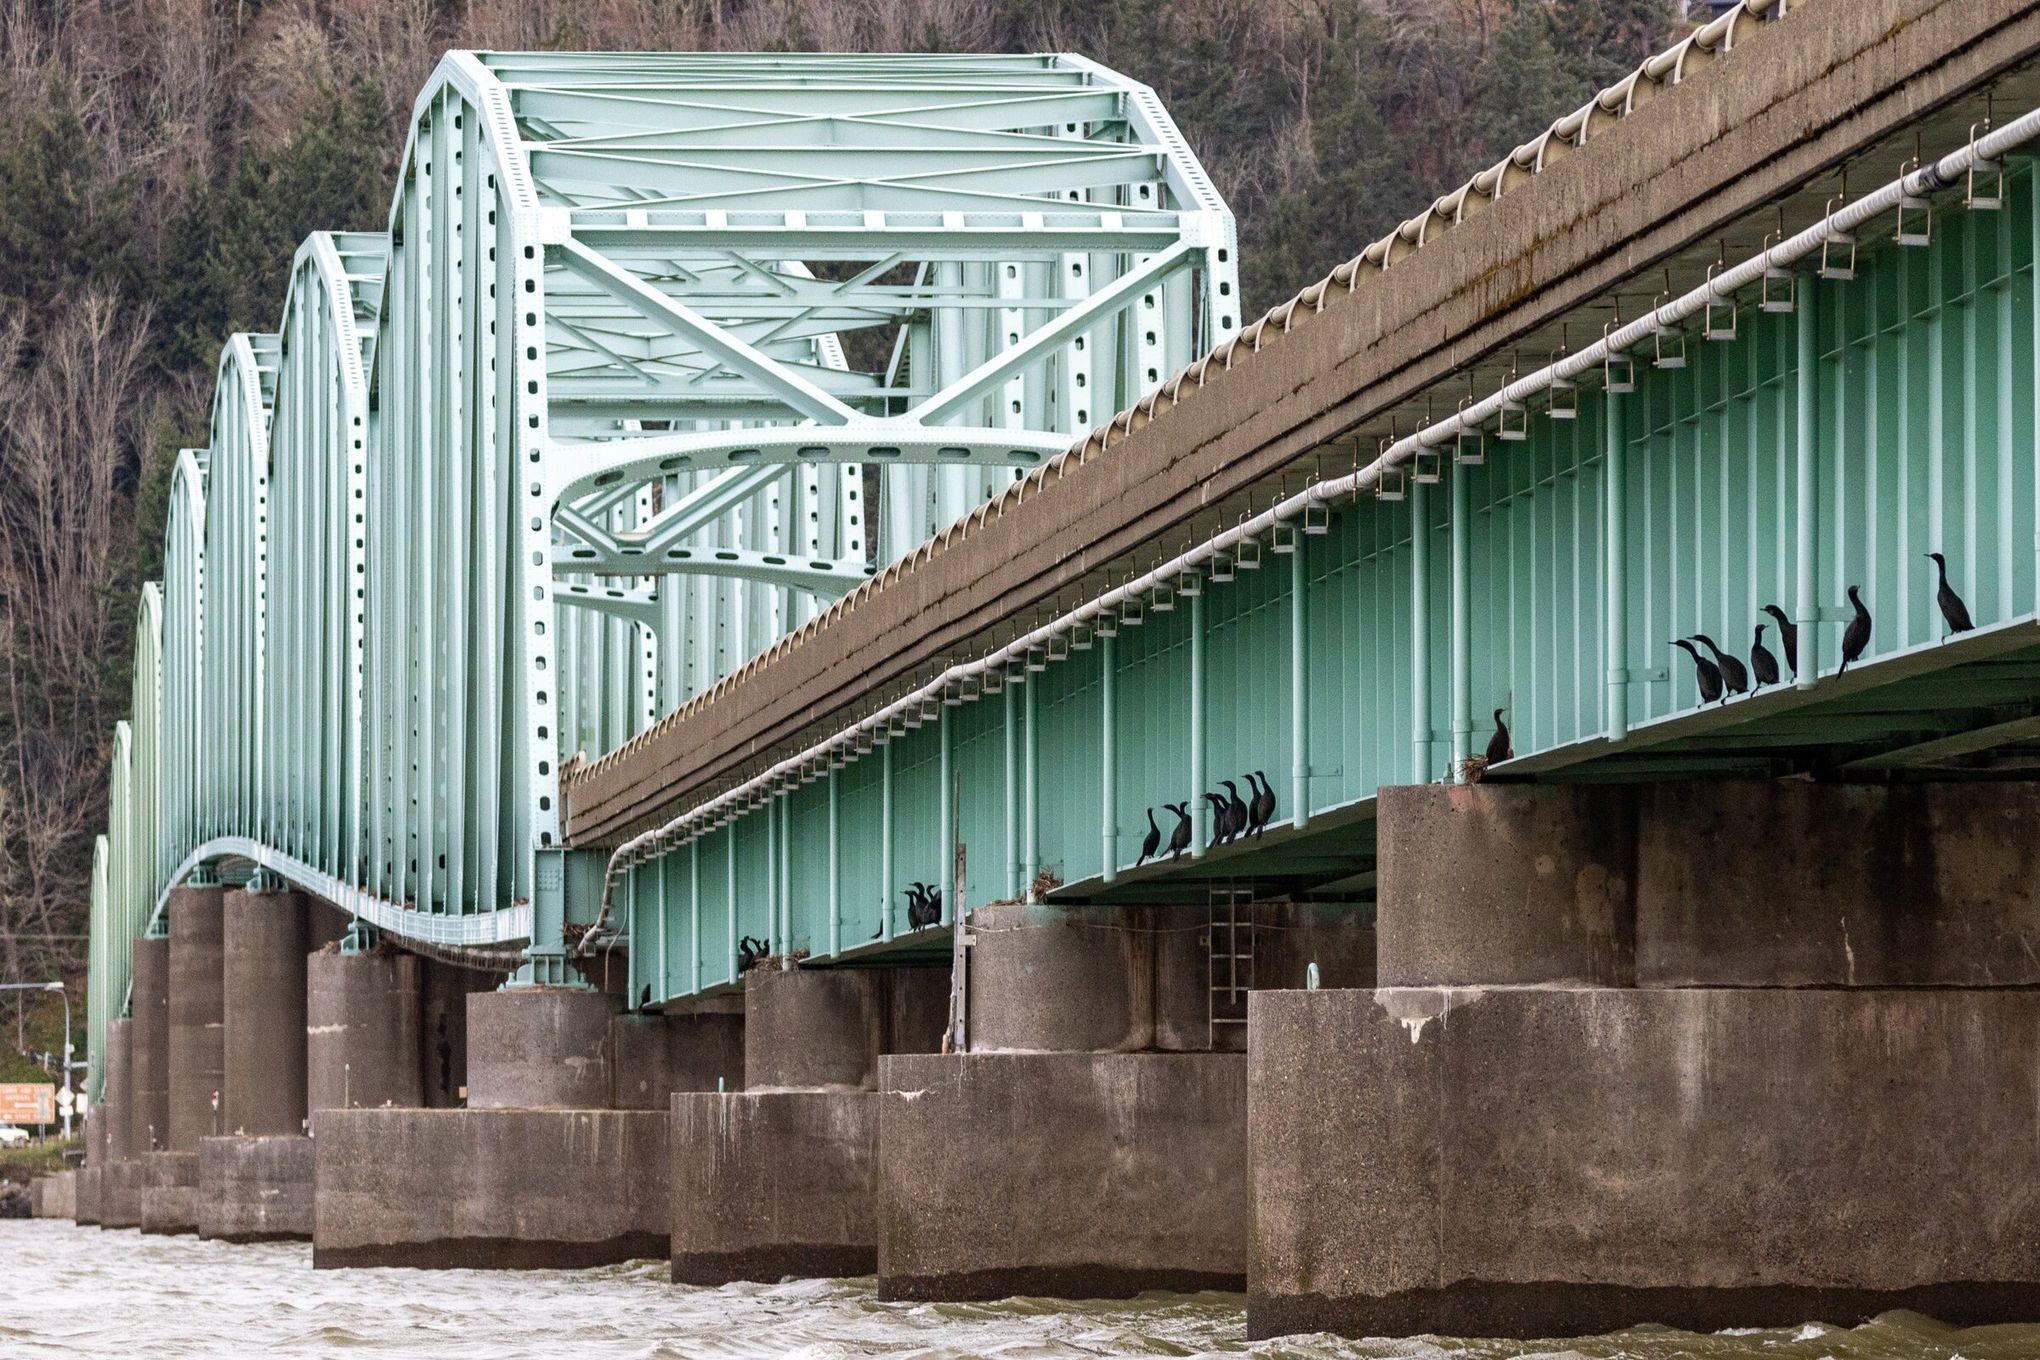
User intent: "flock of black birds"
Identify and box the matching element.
[1136,771,1277,865]
[1668,553,1974,706]
[901,882,943,930]
[690,557,1984,990]
[736,934,770,972]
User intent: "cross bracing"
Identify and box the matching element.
[79,50,1234,1088]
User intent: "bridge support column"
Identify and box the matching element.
[1248,782,2040,1340]
[130,936,169,1156]
[313,980,735,1270]
[166,884,226,1151]
[193,895,350,1241]
[198,1134,315,1242]
[97,1019,144,1228]
[669,964,944,1285]
[74,1109,104,1225]
[306,948,422,1113]
[466,987,617,1109]
[875,901,1294,1302]
[223,889,308,1135]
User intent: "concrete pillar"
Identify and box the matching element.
[418,957,502,1108]
[610,1001,742,1109]
[1245,781,2040,1339]
[872,906,1255,1302]
[98,1022,144,1229]
[102,1019,134,1164]
[1375,783,1637,986]
[967,902,1232,1053]
[130,936,169,1155]
[166,884,227,1150]
[307,949,422,1113]
[75,1111,103,1224]
[314,1108,667,1268]
[222,889,308,1135]
[669,965,944,1285]
[139,1151,198,1234]
[744,965,945,1090]
[465,987,618,1109]
[200,1135,313,1241]
[878,1052,1246,1300]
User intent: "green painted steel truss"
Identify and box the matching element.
[82,51,1235,1093]
[603,141,2040,1010]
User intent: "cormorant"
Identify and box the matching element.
[1761,604,1798,678]
[1838,585,1872,675]
[1205,791,1233,844]
[1247,772,1275,839]
[1137,808,1161,867]
[1926,553,1974,640]
[1222,780,1249,844]
[1672,639,1723,705]
[1749,624,1780,691]
[1165,802,1192,860]
[1484,708,1513,767]
[1690,634,1748,698]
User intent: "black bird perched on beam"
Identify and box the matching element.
[1761,604,1798,678]
[902,883,926,927]
[1926,553,1974,640]
[1485,708,1513,767]
[1222,781,1249,845]
[737,935,767,972]
[1247,772,1275,840]
[1690,635,1748,700]
[1671,639,1723,706]
[1137,808,1161,867]
[909,884,941,930]
[1750,624,1780,692]
[1205,791,1233,844]
[1165,802,1191,860]
[1838,585,1872,675]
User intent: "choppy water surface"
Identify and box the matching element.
[3,1220,2034,1360]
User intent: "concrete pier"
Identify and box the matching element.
[98,1020,144,1228]
[223,889,307,1134]
[1246,782,2040,1339]
[668,966,942,1285]
[879,1051,1247,1300]
[869,904,1259,1301]
[200,1135,313,1241]
[75,1110,103,1224]
[139,1151,198,1234]
[311,981,735,1270]
[467,987,617,1109]
[102,1019,134,1164]
[307,948,422,1112]
[313,1108,668,1268]
[167,885,227,1149]
[31,1171,75,1218]
[611,1001,742,1109]
[130,936,170,1155]
[419,957,500,1106]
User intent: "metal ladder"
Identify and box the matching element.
[1207,887,1254,1038]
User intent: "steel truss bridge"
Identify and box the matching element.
[86,7,2040,1086]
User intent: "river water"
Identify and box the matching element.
[3,1220,2034,1360]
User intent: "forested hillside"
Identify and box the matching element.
[0,0,1677,993]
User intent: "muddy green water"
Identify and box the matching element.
[3,1220,2034,1359]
